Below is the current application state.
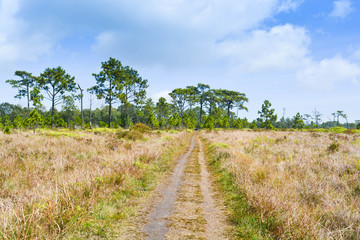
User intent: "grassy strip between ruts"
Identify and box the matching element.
[64,133,193,239]
[201,136,276,240]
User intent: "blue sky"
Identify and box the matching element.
[0,0,359,123]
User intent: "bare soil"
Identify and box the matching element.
[122,133,230,239]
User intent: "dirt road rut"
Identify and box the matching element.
[131,134,229,240]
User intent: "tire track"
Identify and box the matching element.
[140,134,229,239]
[143,134,195,239]
[198,137,228,240]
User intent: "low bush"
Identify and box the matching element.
[3,126,10,134]
[116,129,144,141]
[125,130,144,141]
[327,142,340,153]
[116,130,128,139]
[99,121,107,128]
[344,129,354,134]
[130,123,152,133]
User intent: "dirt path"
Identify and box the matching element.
[124,133,229,239]
[143,134,196,239]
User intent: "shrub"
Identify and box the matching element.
[99,121,107,128]
[3,126,10,134]
[327,142,340,153]
[119,130,144,141]
[110,122,119,128]
[212,151,231,163]
[344,129,354,134]
[130,123,151,133]
[116,130,128,139]
[249,121,257,129]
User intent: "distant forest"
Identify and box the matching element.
[2,57,359,131]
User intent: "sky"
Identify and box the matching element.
[0,0,359,123]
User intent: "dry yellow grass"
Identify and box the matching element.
[201,130,360,239]
[0,130,188,239]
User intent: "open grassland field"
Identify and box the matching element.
[0,129,189,239]
[202,130,360,239]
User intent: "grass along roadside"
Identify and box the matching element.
[0,130,191,239]
[201,136,275,239]
[201,130,360,239]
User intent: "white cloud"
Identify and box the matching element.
[330,0,353,18]
[297,57,360,90]
[218,24,310,73]
[0,0,53,65]
[277,0,304,12]
[217,23,360,91]
[140,0,303,31]
[128,0,278,34]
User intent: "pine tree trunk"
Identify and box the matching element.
[124,105,127,128]
[89,98,92,129]
[27,84,30,109]
[199,101,203,124]
[51,87,55,129]
[51,100,55,129]
[81,95,83,129]
[108,101,112,128]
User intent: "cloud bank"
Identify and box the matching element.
[1,0,359,94]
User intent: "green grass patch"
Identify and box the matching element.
[302,127,360,134]
[209,142,229,149]
[253,136,274,144]
[40,130,89,138]
[92,127,121,133]
[328,126,347,133]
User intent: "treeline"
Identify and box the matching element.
[3,57,360,131]
[0,100,359,131]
